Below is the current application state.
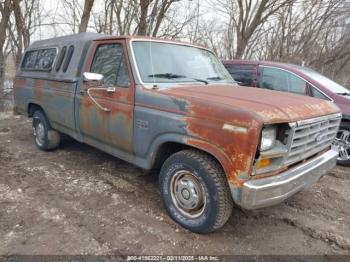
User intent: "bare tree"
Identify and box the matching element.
[92,0,193,38]
[215,0,289,58]
[11,0,40,65]
[59,0,83,33]
[79,0,95,32]
[138,0,149,35]
[0,0,12,79]
[255,0,349,81]
[0,0,12,110]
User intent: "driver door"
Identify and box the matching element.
[77,39,134,154]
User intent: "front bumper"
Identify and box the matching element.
[237,149,338,210]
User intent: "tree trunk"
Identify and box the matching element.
[78,0,95,33]
[138,0,150,35]
[12,0,24,66]
[152,0,173,37]
[0,0,12,111]
[235,34,248,59]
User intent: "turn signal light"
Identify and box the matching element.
[256,158,271,169]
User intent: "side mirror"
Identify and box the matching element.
[106,87,116,93]
[83,72,104,83]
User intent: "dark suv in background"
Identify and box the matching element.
[223,60,350,166]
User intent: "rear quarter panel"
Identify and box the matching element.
[13,76,78,136]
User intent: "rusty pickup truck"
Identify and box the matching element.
[14,33,341,233]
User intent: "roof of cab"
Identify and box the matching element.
[29,32,203,49]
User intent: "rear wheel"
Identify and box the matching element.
[334,121,350,166]
[159,149,233,233]
[32,110,60,151]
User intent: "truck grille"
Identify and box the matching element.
[285,114,341,166]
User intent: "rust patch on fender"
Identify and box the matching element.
[158,84,340,187]
[156,86,263,186]
[184,101,261,186]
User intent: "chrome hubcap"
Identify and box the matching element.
[170,170,206,218]
[333,129,350,161]
[33,118,45,146]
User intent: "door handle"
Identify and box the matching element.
[86,87,111,112]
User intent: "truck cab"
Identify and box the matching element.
[14,33,341,233]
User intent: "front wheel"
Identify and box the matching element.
[159,149,233,233]
[334,122,350,166]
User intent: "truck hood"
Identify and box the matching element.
[160,84,340,124]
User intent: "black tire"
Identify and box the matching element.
[336,121,350,166]
[159,149,233,233]
[32,110,60,151]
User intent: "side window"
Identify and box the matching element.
[21,48,57,71]
[225,64,254,86]
[63,45,74,72]
[90,43,130,87]
[259,67,306,95]
[310,86,330,100]
[55,46,67,72]
[288,73,307,94]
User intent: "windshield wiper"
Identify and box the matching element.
[148,73,208,85]
[207,76,223,81]
[148,73,185,79]
[207,76,240,85]
[337,92,350,96]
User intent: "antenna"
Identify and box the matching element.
[148,0,157,88]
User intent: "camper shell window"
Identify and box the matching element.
[21,48,57,71]
[63,45,74,72]
[55,46,67,72]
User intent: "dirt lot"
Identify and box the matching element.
[0,112,350,255]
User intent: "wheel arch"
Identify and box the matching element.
[148,134,233,181]
[27,99,46,117]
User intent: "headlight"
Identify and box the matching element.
[260,126,276,151]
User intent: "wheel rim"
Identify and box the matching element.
[170,170,206,218]
[33,118,45,147]
[333,129,350,161]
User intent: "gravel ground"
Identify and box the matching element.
[0,112,349,255]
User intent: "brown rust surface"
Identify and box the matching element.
[163,85,340,123]
[157,84,340,185]
[13,77,26,88]
[78,38,135,153]
[32,79,45,102]
[184,103,261,186]
[155,86,262,186]
[79,86,134,152]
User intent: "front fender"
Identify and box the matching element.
[146,133,249,187]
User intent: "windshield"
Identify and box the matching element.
[297,66,350,94]
[132,41,234,85]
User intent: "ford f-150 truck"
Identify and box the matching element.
[14,33,341,233]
